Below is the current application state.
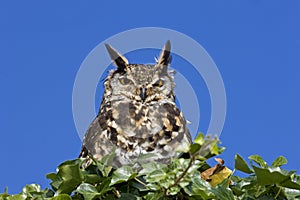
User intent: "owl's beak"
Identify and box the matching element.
[140,87,146,101]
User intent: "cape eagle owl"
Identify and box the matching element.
[79,41,191,168]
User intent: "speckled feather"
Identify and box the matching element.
[80,41,191,168]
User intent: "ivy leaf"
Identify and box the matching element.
[46,173,63,191]
[189,143,201,155]
[253,166,286,186]
[139,162,168,176]
[143,192,164,200]
[167,186,181,196]
[21,184,41,194]
[4,135,300,200]
[76,183,100,200]
[248,155,267,168]
[96,177,112,195]
[0,192,9,199]
[110,166,136,186]
[119,193,139,200]
[183,173,214,199]
[211,185,235,200]
[50,194,72,200]
[83,164,102,185]
[234,154,253,174]
[5,194,27,200]
[280,177,300,190]
[194,133,205,145]
[146,169,167,183]
[284,188,300,199]
[232,176,256,192]
[271,156,288,167]
[198,137,222,160]
[21,184,41,199]
[130,178,148,192]
[253,166,300,189]
[96,152,116,177]
[48,159,84,194]
[192,134,224,160]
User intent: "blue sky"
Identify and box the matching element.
[1,1,300,193]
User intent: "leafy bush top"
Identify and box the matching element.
[1,134,300,200]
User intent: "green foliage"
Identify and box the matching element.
[1,133,300,199]
[232,154,300,199]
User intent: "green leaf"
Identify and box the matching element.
[234,154,253,174]
[183,173,214,199]
[197,137,220,159]
[192,134,225,159]
[194,133,205,145]
[253,166,286,186]
[139,163,168,176]
[234,177,255,191]
[143,192,164,200]
[119,193,138,200]
[0,193,9,200]
[145,183,160,190]
[95,161,112,177]
[6,134,300,200]
[253,166,300,189]
[50,194,72,200]
[280,177,300,190]
[22,184,41,194]
[189,143,201,155]
[130,178,148,192]
[96,177,112,195]
[146,169,167,183]
[83,164,102,185]
[271,156,287,167]
[110,166,136,186]
[248,155,267,168]
[230,186,244,197]
[211,185,235,200]
[167,186,181,196]
[76,183,100,200]
[96,152,116,177]
[48,159,84,194]
[84,173,101,185]
[284,188,300,199]
[46,173,63,191]
[6,194,27,200]
[295,175,300,184]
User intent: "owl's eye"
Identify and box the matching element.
[119,77,133,85]
[153,79,164,87]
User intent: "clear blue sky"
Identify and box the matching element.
[1,1,300,193]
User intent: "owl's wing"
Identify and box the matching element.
[79,113,115,161]
[79,115,101,158]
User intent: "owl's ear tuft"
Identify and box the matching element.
[157,40,172,66]
[105,44,129,72]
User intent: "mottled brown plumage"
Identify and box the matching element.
[79,41,191,168]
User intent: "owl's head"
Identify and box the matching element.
[103,41,175,103]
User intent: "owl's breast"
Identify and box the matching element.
[111,101,162,137]
[109,100,190,145]
[83,99,191,167]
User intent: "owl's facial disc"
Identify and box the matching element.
[105,43,174,103]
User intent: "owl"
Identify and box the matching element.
[79,41,191,168]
